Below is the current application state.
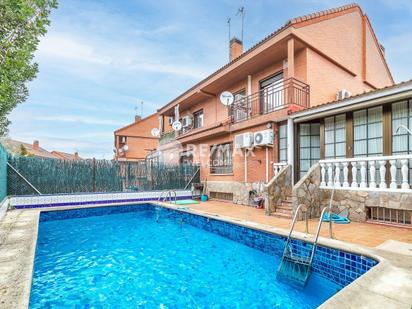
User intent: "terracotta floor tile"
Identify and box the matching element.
[184,200,412,248]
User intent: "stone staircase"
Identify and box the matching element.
[271,196,293,219]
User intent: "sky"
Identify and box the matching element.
[8,0,412,159]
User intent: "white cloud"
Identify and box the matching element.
[37,33,112,65]
[35,115,124,126]
[36,31,208,79]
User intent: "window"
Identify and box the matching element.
[119,136,127,145]
[260,72,284,113]
[299,123,320,178]
[278,123,287,162]
[210,143,233,174]
[231,89,248,122]
[324,114,346,159]
[193,110,204,129]
[392,100,412,182]
[353,106,383,157]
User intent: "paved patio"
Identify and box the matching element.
[184,200,412,248]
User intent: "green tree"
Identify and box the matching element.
[0,0,58,135]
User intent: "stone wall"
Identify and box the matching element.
[205,180,265,206]
[319,189,412,222]
[292,163,322,219]
[292,162,412,222]
[264,165,292,215]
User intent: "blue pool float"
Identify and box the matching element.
[322,212,350,224]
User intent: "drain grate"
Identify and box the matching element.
[209,191,233,201]
[367,207,411,226]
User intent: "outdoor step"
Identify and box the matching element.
[281,200,293,206]
[271,211,293,219]
[275,207,293,215]
[277,205,293,211]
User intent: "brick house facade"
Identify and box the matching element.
[153,4,393,204]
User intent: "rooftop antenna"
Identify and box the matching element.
[227,17,231,60]
[140,101,144,118]
[236,6,245,42]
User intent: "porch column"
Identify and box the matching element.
[287,118,294,184]
[287,38,295,78]
[247,75,252,95]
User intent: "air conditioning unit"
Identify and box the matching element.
[182,115,193,127]
[168,117,174,125]
[336,89,351,101]
[254,129,274,146]
[234,132,254,149]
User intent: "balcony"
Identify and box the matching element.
[159,131,176,146]
[229,78,309,123]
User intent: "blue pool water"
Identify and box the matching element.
[30,205,341,308]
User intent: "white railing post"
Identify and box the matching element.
[369,160,376,189]
[378,160,387,189]
[327,163,333,187]
[274,165,279,176]
[320,163,326,187]
[342,162,349,187]
[401,159,410,190]
[389,159,397,189]
[360,161,367,188]
[334,162,341,187]
[351,162,358,188]
[273,163,287,177]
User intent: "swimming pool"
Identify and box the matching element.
[30,204,377,308]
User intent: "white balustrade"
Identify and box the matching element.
[342,162,349,187]
[351,162,358,188]
[319,154,412,192]
[401,159,409,190]
[320,163,326,187]
[327,163,333,187]
[334,163,341,187]
[390,160,397,189]
[273,162,287,176]
[369,160,376,188]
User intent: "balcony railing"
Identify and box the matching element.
[229,77,309,123]
[159,131,176,146]
[319,154,412,191]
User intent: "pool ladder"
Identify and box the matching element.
[157,190,177,204]
[277,175,336,288]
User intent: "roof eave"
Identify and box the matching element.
[291,81,412,122]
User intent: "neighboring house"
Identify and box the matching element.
[114,113,169,161]
[51,151,81,160]
[154,3,393,205]
[1,139,81,160]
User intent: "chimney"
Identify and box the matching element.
[229,37,243,61]
[135,115,142,123]
[74,152,79,160]
[33,140,39,150]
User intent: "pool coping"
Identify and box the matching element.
[1,201,411,309]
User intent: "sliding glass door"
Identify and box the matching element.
[299,123,320,178]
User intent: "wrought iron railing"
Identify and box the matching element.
[229,77,309,123]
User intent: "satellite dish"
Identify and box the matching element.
[151,128,160,137]
[122,145,129,152]
[172,121,182,131]
[220,91,234,106]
